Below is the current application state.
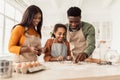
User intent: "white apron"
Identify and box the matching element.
[14,32,41,62]
[67,27,86,58]
[51,40,67,58]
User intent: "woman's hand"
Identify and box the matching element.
[29,46,40,54]
[36,47,47,56]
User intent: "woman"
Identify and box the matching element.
[44,24,72,61]
[8,5,43,62]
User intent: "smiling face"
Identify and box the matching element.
[68,16,81,29]
[32,13,41,27]
[54,27,66,42]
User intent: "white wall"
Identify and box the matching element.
[111,0,120,52]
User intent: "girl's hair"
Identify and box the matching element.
[51,23,67,38]
[12,5,43,38]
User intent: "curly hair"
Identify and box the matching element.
[67,6,81,17]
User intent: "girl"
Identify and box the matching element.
[44,24,72,61]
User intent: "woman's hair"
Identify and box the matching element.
[67,6,81,17]
[12,5,43,38]
[51,23,67,38]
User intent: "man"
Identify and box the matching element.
[66,6,95,63]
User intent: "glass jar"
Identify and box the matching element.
[104,49,120,64]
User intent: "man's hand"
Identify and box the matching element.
[75,53,88,63]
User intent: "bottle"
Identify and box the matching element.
[98,40,107,61]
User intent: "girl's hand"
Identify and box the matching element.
[57,56,64,61]
[66,56,72,61]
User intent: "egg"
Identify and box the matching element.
[21,63,28,74]
[26,62,33,68]
[31,61,37,67]
[21,63,27,68]
[17,63,22,68]
[35,61,41,66]
[15,63,22,73]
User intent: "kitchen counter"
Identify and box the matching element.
[2,61,120,80]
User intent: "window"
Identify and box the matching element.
[0,15,4,54]
[0,0,22,56]
[0,0,4,14]
[4,18,14,54]
[15,10,22,22]
[5,3,15,19]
